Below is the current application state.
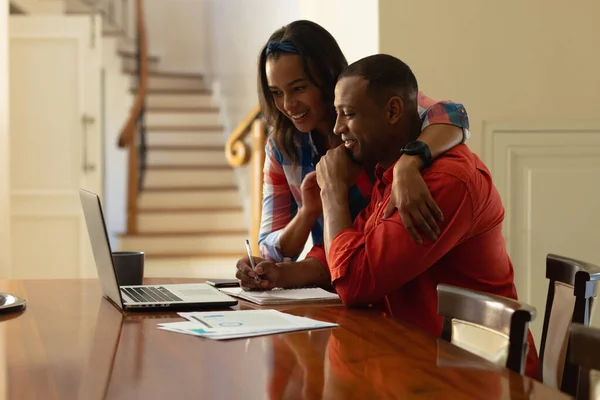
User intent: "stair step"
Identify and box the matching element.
[146,92,213,108]
[139,188,241,209]
[118,50,160,62]
[145,253,243,259]
[119,231,248,254]
[146,165,231,170]
[120,230,247,236]
[120,53,160,71]
[143,186,238,191]
[137,208,245,232]
[132,88,212,95]
[147,107,219,113]
[144,166,236,188]
[103,29,126,37]
[138,207,242,213]
[147,131,224,147]
[143,255,241,278]
[145,125,224,132]
[145,110,220,126]
[134,75,206,90]
[146,147,227,167]
[147,145,223,151]
[124,69,205,80]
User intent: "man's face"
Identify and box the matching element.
[333,76,389,164]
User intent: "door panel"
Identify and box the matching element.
[484,121,600,344]
[9,16,102,278]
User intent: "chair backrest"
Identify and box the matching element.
[540,254,600,395]
[569,323,600,400]
[437,283,536,375]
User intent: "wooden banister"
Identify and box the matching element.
[117,0,147,149]
[225,106,266,255]
[126,128,140,233]
[117,0,148,234]
[249,119,267,256]
[225,104,261,167]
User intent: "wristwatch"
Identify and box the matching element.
[399,140,432,169]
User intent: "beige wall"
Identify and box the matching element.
[379,0,600,156]
[0,2,10,277]
[298,0,379,64]
[379,0,600,342]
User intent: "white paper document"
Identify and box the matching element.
[158,309,338,340]
[218,287,340,305]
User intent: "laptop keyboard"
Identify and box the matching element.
[121,286,183,303]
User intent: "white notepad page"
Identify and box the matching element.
[219,287,340,305]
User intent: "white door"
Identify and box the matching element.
[484,120,600,345]
[9,15,102,279]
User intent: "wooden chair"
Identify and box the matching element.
[569,323,600,400]
[539,254,600,395]
[437,283,536,375]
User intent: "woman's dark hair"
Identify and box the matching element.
[257,20,348,166]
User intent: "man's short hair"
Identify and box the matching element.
[339,54,418,108]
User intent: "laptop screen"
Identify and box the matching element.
[79,189,124,309]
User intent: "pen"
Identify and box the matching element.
[245,239,259,282]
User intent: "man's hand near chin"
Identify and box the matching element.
[316,145,361,261]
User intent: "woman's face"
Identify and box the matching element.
[265,54,329,134]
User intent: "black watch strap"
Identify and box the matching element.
[400,141,432,169]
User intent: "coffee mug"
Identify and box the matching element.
[112,251,144,286]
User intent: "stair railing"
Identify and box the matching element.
[116,0,148,234]
[225,105,266,255]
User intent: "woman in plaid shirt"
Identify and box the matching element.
[236,20,470,289]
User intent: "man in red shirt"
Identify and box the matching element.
[314,54,540,379]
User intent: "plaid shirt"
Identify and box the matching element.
[258,91,471,262]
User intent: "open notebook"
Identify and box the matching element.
[219,287,341,305]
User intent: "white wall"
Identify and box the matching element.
[0,1,10,277]
[203,0,300,227]
[144,0,208,73]
[298,0,379,64]
[102,36,133,248]
[204,0,300,131]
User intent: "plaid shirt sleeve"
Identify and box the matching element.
[258,137,297,262]
[418,91,471,143]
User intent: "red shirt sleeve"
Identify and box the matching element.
[327,172,474,307]
[307,190,375,271]
[306,244,327,269]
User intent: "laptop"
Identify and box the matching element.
[79,188,238,311]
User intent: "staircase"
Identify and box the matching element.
[67,0,246,276]
[118,71,247,263]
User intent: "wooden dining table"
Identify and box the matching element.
[0,278,570,400]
